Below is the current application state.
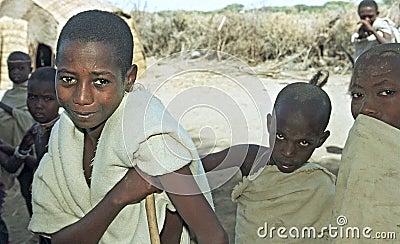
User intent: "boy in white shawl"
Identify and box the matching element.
[334,43,400,242]
[28,10,227,243]
[202,82,336,243]
[351,0,394,59]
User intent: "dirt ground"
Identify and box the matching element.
[0,54,354,243]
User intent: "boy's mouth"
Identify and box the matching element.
[72,110,96,119]
[33,112,45,119]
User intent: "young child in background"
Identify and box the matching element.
[202,82,336,243]
[28,10,227,243]
[351,0,395,59]
[0,52,36,188]
[334,43,400,242]
[0,67,59,217]
[0,51,35,147]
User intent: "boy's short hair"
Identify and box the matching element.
[358,0,378,12]
[274,82,331,130]
[56,10,133,77]
[29,66,56,84]
[355,42,400,61]
[7,51,31,63]
[351,43,400,88]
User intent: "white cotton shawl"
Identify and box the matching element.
[28,89,213,243]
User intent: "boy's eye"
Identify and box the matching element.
[276,133,285,140]
[28,95,37,100]
[93,78,110,87]
[298,140,310,147]
[44,96,54,101]
[378,89,396,96]
[351,92,364,99]
[60,76,77,85]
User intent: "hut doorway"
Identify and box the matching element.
[35,43,53,68]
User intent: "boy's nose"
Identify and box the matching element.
[360,99,378,116]
[283,143,296,157]
[73,83,93,106]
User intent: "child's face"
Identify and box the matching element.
[56,40,132,131]
[358,6,378,24]
[27,79,59,123]
[267,108,329,173]
[7,62,31,84]
[350,56,400,129]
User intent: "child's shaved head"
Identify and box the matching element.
[274,82,331,132]
[352,43,400,86]
[57,10,133,77]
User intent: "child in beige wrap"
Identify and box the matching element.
[202,82,336,243]
[334,43,400,243]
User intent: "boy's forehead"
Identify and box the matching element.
[355,54,400,76]
[28,79,55,90]
[358,5,377,13]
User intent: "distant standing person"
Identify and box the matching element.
[0,51,35,188]
[351,0,393,59]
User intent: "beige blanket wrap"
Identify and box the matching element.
[334,114,400,243]
[232,162,336,243]
[28,90,213,243]
[0,82,35,189]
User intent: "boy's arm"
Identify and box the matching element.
[0,126,37,173]
[159,165,228,244]
[0,102,12,115]
[201,144,266,177]
[49,168,160,243]
[359,19,392,44]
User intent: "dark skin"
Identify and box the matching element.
[350,53,400,130]
[202,102,330,177]
[0,56,32,115]
[48,40,227,243]
[0,77,60,216]
[357,6,391,44]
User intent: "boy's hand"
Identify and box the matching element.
[19,126,35,151]
[0,140,14,155]
[111,167,162,207]
[0,150,9,164]
[358,19,374,33]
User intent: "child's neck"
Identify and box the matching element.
[13,80,28,88]
[84,123,106,147]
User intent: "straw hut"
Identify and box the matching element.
[0,0,146,89]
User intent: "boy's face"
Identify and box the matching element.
[267,108,329,174]
[350,56,400,129]
[56,40,134,131]
[7,62,31,84]
[27,79,59,123]
[358,6,378,24]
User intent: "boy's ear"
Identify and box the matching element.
[317,130,330,148]
[125,64,138,92]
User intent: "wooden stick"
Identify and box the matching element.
[145,194,161,244]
